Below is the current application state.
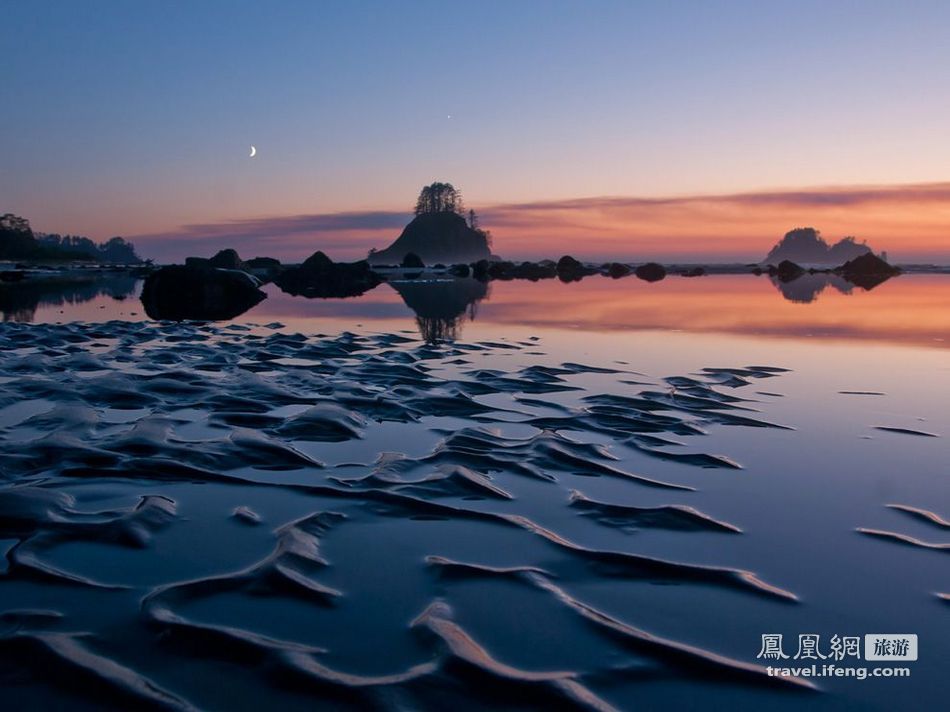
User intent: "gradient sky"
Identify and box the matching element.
[3,1,949,262]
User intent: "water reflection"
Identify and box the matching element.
[388,277,489,342]
[769,272,854,303]
[3,271,947,349]
[0,275,138,322]
[769,271,895,303]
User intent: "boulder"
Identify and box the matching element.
[243,256,282,283]
[140,266,266,321]
[402,252,425,268]
[556,255,583,273]
[606,262,631,278]
[472,259,491,281]
[555,255,596,282]
[245,256,281,270]
[634,262,667,282]
[771,260,805,282]
[512,261,557,281]
[208,248,244,270]
[274,251,382,298]
[487,260,516,280]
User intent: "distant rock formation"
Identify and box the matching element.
[369,212,491,267]
[274,251,381,298]
[141,265,266,321]
[764,228,872,265]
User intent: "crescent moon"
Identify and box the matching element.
[249,146,257,157]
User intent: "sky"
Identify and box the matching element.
[3,0,949,263]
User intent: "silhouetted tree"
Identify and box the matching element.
[414,182,464,216]
[0,213,37,258]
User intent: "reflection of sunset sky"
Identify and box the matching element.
[13,274,950,349]
[239,275,950,350]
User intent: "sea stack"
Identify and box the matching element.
[763,227,872,265]
[367,182,492,266]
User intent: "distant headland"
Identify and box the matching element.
[0,213,144,264]
[762,227,883,265]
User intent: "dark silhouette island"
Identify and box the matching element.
[367,183,493,267]
[763,227,872,265]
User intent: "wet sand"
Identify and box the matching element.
[0,305,947,709]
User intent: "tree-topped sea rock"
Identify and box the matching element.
[763,227,872,265]
[368,183,493,266]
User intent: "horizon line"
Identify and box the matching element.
[116,179,950,264]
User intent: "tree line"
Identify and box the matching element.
[0,213,143,263]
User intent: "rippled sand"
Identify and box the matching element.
[0,321,945,710]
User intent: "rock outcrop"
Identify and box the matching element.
[274,251,382,298]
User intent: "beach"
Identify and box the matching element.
[0,274,946,710]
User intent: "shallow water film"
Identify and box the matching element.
[0,275,947,711]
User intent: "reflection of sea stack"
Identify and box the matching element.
[388,277,488,343]
[368,182,492,266]
[769,272,854,303]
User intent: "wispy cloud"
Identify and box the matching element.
[131,182,950,263]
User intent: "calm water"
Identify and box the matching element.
[0,272,947,710]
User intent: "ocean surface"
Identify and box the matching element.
[0,272,947,710]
